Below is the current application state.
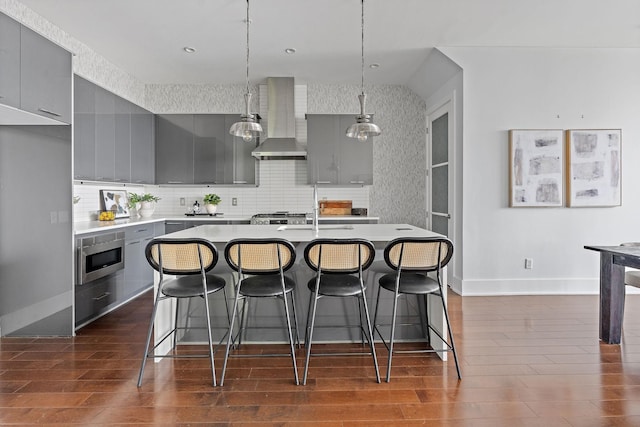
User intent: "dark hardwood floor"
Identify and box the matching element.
[2,290,640,426]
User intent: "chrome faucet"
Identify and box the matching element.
[313,183,319,232]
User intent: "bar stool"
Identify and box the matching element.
[302,238,380,385]
[220,238,300,386]
[137,238,229,387]
[373,237,461,381]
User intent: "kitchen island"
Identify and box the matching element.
[153,223,450,359]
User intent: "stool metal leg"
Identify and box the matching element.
[303,288,320,385]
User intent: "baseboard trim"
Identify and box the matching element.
[459,278,602,296]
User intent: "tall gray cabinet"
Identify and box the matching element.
[0,12,73,337]
[306,114,373,185]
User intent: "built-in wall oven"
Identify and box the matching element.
[76,231,125,285]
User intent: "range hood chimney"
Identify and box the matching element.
[251,77,307,160]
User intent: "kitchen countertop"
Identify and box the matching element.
[74,215,379,235]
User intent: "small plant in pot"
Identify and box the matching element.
[128,192,161,217]
[203,193,221,214]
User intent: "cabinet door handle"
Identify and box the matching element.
[38,107,61,117]
[167,181,184,184]
[93,292,111,301]
[135,229,148,233]
[126,241,141,246]
[166,222,182,225]
[317,181,332,184]
[233,180,247,184]
[349,181,365,184]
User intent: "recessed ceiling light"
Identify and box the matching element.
[183,47,196,53]
[369,63,380,69]
[284,48,296,54]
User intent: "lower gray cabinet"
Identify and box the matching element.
[123,225,154,299]
[75,271,120,327]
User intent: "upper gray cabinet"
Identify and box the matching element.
[0,12,71,125]
[0,13,21,109]
[155,114,257,185]
[73,75,154,183]
[306,114,373,185]
[19,24,72,124]
[130,104,155,184]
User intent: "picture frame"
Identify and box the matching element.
[566,129,622,207]
[100,190,130,218]
[508,129,564,207]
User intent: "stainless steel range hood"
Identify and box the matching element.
[251,77,307,160]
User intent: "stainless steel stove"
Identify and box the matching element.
[250,212,310,225]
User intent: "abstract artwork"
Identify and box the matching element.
[566,129,621,207]
[509,129,564,207]
[100,190,130,218]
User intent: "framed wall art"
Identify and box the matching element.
[508,129,564,207]
[566,129,621,207]
[100,189,130,218]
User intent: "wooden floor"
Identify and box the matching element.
[2,290,640,426]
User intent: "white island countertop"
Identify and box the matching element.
[74,215,379,236]
[161,223,439,244]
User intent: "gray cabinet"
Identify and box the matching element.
[307,114,373,185]
[155,114,194,184]
[20,24,72,124]
[94,86,116,181]
[155,114,257,185]
[164,220,194,234]
[123,225,154,299]
[0,13,20,109]
[114,97,131,182]
[131,105,155,184]
[74,76,154,183]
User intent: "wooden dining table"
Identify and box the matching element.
[584,244,640,344]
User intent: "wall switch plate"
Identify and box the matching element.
[232,198,237,206]
[524,258,533,269]
[180,198,185,206]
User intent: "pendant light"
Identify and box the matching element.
[229,0,262,142]
[346,0,381,141]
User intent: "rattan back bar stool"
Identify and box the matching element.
[138,238,229,387]
[373,237,461,382]
[302,238,380,385]
[220,238,300,386]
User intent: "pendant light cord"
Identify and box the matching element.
[245,0,250,96]
[360,0,365,96]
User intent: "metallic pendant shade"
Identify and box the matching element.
[346,0,381,141]
[230,0,262,142]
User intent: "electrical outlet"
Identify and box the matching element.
[180,197,186,206]
[524,258,533,269]
[50,211,58,224]
[232,198,238,206]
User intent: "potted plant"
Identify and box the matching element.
[128,192,161,217]
[203,193,221,214]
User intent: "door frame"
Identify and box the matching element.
[426,93,458,291]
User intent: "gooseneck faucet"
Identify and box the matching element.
[313,183,319,233]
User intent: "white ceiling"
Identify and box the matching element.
[18,0,640,86]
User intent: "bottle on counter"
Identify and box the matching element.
[193,200,200,214]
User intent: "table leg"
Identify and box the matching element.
[599,252,625,344]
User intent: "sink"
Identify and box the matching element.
[277,225,354,231]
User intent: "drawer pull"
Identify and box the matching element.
[233,180,247,184]
[93,292,111,301]
[38,107,61,117]
[350,180,365,184]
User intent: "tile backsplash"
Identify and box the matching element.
[73,160,370,222]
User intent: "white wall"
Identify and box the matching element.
[440,47,640,295]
